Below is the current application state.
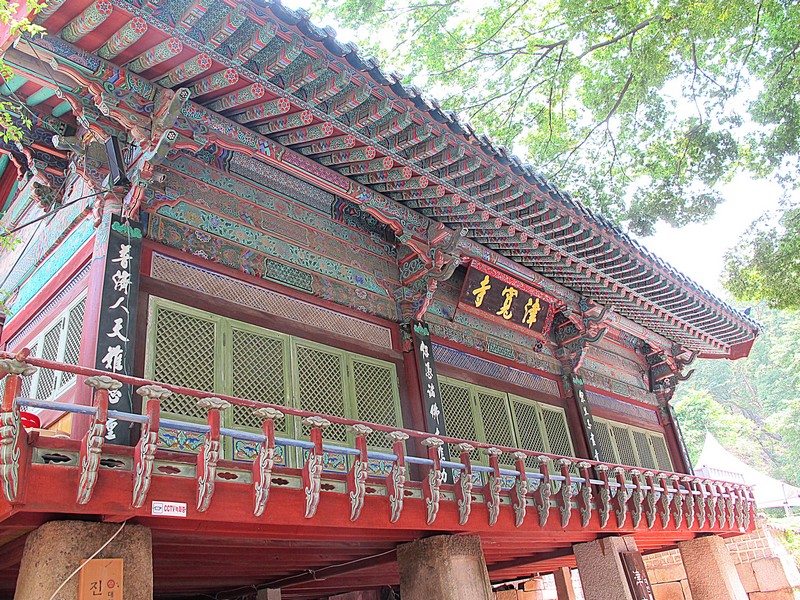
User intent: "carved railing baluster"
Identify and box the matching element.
[670,476,684,529]
[643,471,657,529]
[717,482,728,528]
[531,456,551,527]
[628,470,644,528]
[196,397,231,513]
[132,384,170,509]
[713,481,723,527]
[511,452,529,528]
[0,358,35,503]
[302,416,330,519]
[724,484,736,528]
[77,376,121,505]
[455,443,474,526]
[252,407,284,517]
[595,464,611,528]
[576,462,592,528]
[612,468,628,528]
[733,484,745,528]
[681,476,695,528]
[742,485,756,529]
[386,431,408,523]
[694,479,706,528]
[705,480,717,528]
[346,424,372,522]
[485,447,503,526]
[421,437,445,525]
[556,458,573,528]
[656,473,671,529]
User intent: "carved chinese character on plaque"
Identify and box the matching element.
[458,262,558,339]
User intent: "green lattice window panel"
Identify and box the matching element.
[147,300,219,421]
[350,357,401,449]
[650,434,673,471]
[229,325,290,433]
[144,297,403,464]
[476,389,517,466]
[540,406,575,458]
[594,416,673,472]
[439,378,481,464]
[15,294,86,402]
[294,341,349,443]
[509,399,545,469]
[593,420,616,464]
[440,377,577,470]
[632,430,657,470]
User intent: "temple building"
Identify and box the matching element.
[0,0,762,598]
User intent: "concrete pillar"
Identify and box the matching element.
[573,536,639,600]
[257,589,282,600]
[328,592,378,600]
[678,535,747,600]
[553,567,577,600]
[15,520,152,600]
[397,534,493,600]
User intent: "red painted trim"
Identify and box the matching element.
[582,383,660,413]
[0,160,16,213]
[429,334,561,392]
[139,275,404,366]
[158,159,400,267]
[1,240,93,343]
[590,405,665,433]
[435,361,567,410]
[3,285,88,354]
[141,239,402,350]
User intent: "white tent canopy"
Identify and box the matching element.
[694,432,800,510]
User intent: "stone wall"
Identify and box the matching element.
[643,520,800,600]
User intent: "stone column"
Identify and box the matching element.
[678,535,748,600]
[397,535,493,600]
[15,520,152,600]
[553,566,577,600]
[573,536,639,600]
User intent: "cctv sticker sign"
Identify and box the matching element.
[151,501,187,517]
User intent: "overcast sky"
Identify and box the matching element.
[639,177,783,297]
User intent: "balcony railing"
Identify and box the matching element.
[0,350,755,533]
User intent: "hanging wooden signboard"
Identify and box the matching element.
[93,214,143,445]
[457,261,558,340]
[411,320,452,480]
[79,558,124,599]
[620,551,656,600]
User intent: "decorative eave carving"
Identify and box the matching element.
[645,343,697,403]
[551,300,611,373]
[395,224,467,327]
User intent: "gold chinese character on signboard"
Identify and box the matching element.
[522,297,542,328]
[472,275,491,308]
[495,286,518,320]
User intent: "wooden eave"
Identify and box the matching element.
[16,0,759,357]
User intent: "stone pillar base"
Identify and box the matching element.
[14,520,153,600]
[397,535,493,600]
[573,536,640,600]
[678,535,747,600]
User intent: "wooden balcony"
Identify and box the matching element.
[0,352,755,599]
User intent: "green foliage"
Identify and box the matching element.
[673,303,800,487]
[723,205,800,310]
[315,0,800,235]
[0,0,45,143]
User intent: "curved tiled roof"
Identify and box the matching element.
[21,0,758,357]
